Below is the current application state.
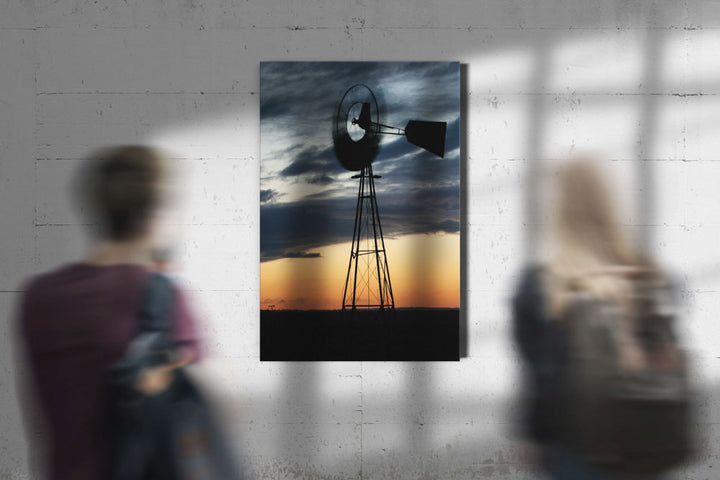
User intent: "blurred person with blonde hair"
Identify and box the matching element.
[15,146,202,480]
[512,157,690,479]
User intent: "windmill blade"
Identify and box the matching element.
[357,102,373,130]
[404,120,447,158]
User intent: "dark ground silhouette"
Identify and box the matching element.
[261,308,459,360]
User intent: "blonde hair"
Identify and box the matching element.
[545,158,654,317]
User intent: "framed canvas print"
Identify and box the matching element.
[260,61,460,360]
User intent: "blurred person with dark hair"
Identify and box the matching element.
[512,158,690,479]
[15,146,202,480]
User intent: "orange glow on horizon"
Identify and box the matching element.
[261,233,460,310]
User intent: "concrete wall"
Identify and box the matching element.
[2,0,719,478]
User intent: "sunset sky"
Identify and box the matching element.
[260,62,460,310]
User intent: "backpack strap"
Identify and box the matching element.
[137,272,175,335]
[111,273,175,380]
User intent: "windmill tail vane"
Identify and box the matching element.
[352,102,447,157]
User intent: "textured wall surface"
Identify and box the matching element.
[1,1,719,478]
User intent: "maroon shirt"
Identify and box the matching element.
[16,263,202,480]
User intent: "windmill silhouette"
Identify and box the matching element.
[333,84,447,311]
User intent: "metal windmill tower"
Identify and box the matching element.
[333,84,447,311]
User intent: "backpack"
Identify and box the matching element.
[561,275,692,476]
[106,273,244,480]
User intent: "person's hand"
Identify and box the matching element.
[134,365,174,395]
[133,349,192,395]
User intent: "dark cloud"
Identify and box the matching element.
[274,144,348,187]
[284,251,321,258]
[260,62,461,261]
[307,175,335,185]
[378,184,460,237]
[260,61,460,144]
[260,189,281,204]
[261,196,355,261]
[280,144,340,177]
[260,182,459,261]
